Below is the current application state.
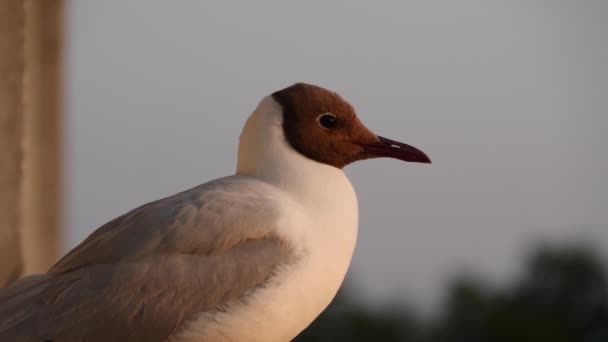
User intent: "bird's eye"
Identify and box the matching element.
[317,113,337,129]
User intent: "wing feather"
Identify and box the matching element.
[0,177,297,342]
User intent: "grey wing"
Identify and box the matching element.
[0,177,296,342]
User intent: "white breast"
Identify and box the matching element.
[171,177,358,342]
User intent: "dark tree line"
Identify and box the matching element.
[295,244,608,342]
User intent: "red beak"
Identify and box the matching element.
[358,136,431,164]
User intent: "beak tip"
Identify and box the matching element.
[412,155,432,164]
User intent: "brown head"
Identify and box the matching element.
[272,83,431,168]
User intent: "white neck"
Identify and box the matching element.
[236,96,351,207]
[197,96,359,342]
[233,96,359,341]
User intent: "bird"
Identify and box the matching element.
[0,82,431,342]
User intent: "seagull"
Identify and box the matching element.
[0,83,430,342]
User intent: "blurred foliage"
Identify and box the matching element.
[295,244,608,342]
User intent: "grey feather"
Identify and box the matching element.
[0,177,296,342]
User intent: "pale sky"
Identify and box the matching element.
[66,0,608,310]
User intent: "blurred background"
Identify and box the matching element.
[1,0,607,340]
